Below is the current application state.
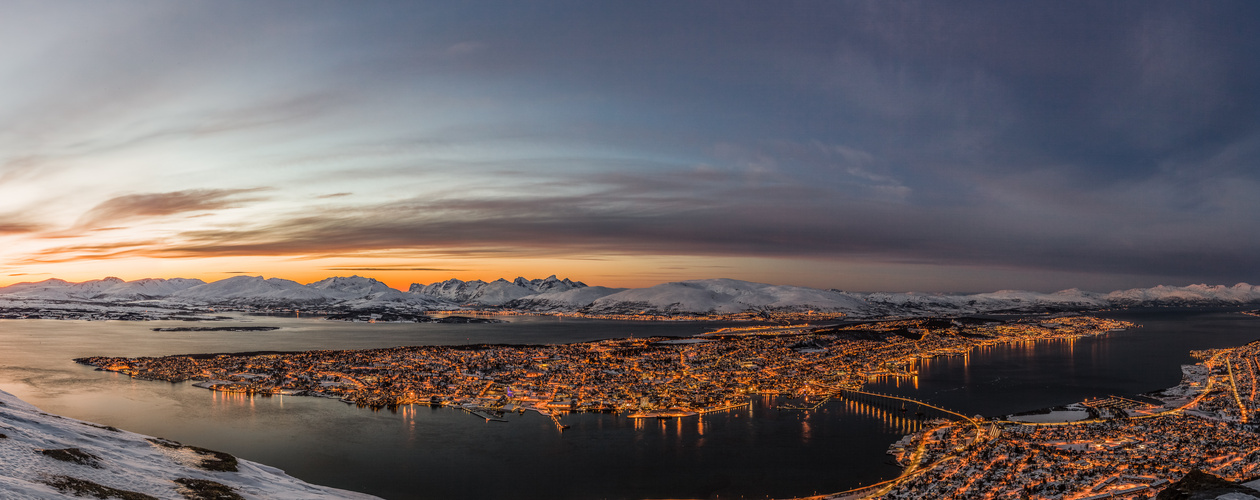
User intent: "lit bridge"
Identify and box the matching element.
[784,388,991,500]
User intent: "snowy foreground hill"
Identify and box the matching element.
[0,389,376,499]
[3,275,1260,318]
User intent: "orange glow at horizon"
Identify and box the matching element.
[0,248,1165,293]
[0,254,841,291]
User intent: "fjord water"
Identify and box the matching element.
[865,308,1260,417]
[0,309,1256,499]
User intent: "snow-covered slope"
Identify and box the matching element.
[409,278,529,305]
[410,275,586,306]
[306,275,399,299]
[514,275,586,293]
[0,277,205,302]
[505,286,627,312]
[507,279,1260,317]
[0,389,376,499]
[107,278,207,299]
[585,279,870,315]
[855,288,1111,317]
[0,279,93,301]
[169,276,331,305]
[307,276,452,309]
[1105,283,1260,305]
[166,275,458,310]
[468,279,537,306]
[0,276,455,313]
[410,278,487,303]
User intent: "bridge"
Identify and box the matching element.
[784,388,992,500]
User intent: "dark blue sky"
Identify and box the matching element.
[2,1,1258,291]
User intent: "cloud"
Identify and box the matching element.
[128,163,1260,285]
[0,221,43,234]
[13,240,157,264]
[75,93,346,157]
[50,172,1220,283]
[73,188,269,230]
[325,267,465,272]
[11,147,1260,288]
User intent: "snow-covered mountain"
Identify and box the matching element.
[504,286,628,312]
[0,277,205,302]
[0,275,452,311]
[307,275,399,298]
[410,275,586,306]
[4,275,1260,318]
[163,275,455,310]
[1104,283,1260,305]
[495,279,1260,317]
[854,288,1112,317]
[0,388,376,499]
[583,279,869,315]
[169,276,333,305]
[308,276,451,309]
[410,278,483,302]
[515,275,586,293]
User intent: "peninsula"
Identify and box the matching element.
[76,316,1130,421]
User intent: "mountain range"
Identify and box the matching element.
[3,275,1260,319]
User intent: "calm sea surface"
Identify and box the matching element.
[866,308,1260,416]
[0,309,1256,499]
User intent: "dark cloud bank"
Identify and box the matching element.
[13,2,1260,289]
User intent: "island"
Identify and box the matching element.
[76,315,1128,421]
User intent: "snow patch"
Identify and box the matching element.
[0,389,377,499]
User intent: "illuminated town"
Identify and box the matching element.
[849,337,1260,499]
[76,316,1126,417]
[69,313,1260,497]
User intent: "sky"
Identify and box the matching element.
[2,1,1259,293]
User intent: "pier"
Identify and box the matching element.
[547,410,568,431]
[777,396,830,411]
[459,406,508,422]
